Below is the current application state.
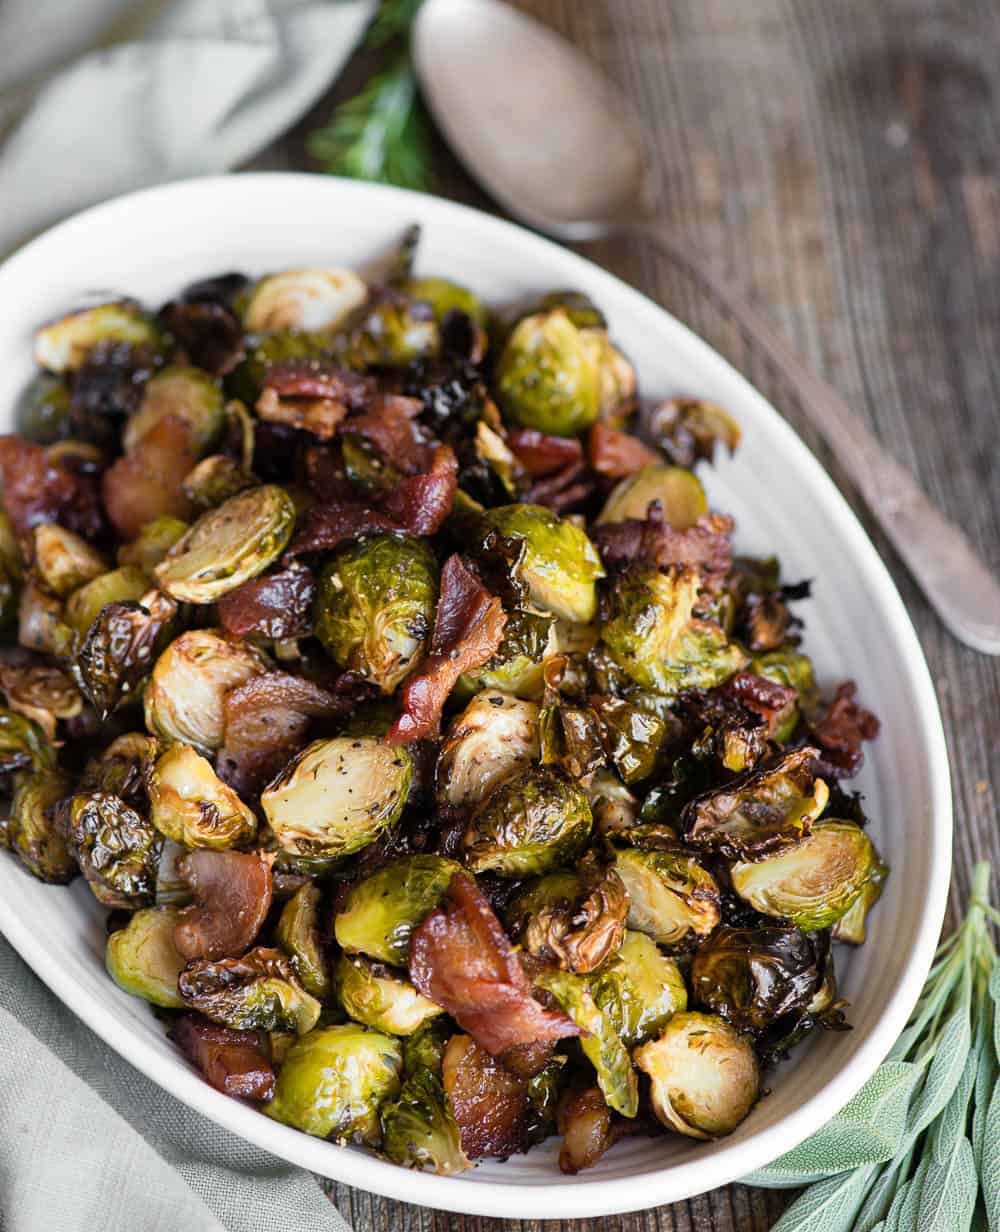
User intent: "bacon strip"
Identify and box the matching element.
[0,436,104,541]
[174,850,273,961]
[409,873,579,1055]
[717,671,798,737]
[169,1015,274,1101]
[506,428,583,477]
[387,555,506,744]
[216,564,316,641]
[592,507,733,585]
[810,681,880,779]
[341,394,431,475]
[102,414,197,539]
[587,422,660,479]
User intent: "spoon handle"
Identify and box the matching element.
[627,221,1000,655]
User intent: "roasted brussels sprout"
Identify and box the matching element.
[34,300,160,372]
[266,1023,403,1144]
[6,767,75,882]
[66,791,161,908]
[351,292,440,366]
[31,525,107,598]
[0,705,56,774]
[242,268,367,332]
[601,568,746,695]
[633,1012,760,1139]
[505,861,628,974]
[436,691,539,809]
[334,954,443,1035]
[79,733,160,801]
[611,841,721,946]
[179,947,321,1034]
[496,309,600,436]
[76,588,178,717]
[479,505,603,623]
[832,848,888,944]
[402,1019,451,1077]
[591,696,667,784]
[458,607,555,698]
[404,277,487,327]
[751,648,817,741]
[147,743,257,849]
[0,654,81,741]
[64,565,151,637]
[535,968,638,1117]
[314,536,438,693]
[261,737,411,859]
[730,819,881,931]
[334,855,468,965]
[276,883,331,999]
[683,747,829,860]
[144,630,266,755]
[17,577,71,657]
[596,465,707,529]
[588,930,687,1048]
[106,906,186,1008]
[118,517,190,574]
[123,366,224,454]
[585,768,640,833]
[154,484,296,604]
[463,765,592,878]
[381,1069,471,1174]
[182,454,255,509]
[647,398,742,469]
[15,374,73,444]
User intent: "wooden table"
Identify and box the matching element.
[257,2,1000,1227]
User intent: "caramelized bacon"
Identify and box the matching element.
[169,1015,274,1101]
[718,671,798,738]
[341,394,431,474]
[216,564,316,641]
[442,1034,532,1159]
[592,507,733,585]
[173,850,273,961]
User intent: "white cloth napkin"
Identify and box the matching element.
[0,0,376,254]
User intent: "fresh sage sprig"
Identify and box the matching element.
[747,861,999,1232]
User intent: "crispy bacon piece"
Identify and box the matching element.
[0,436,104,541]
[587,422,660,479]
[102,413,197,539]
[217,564,316,641]
[409,873,579,1055]
[173,850,273,962]
[263,360,374,406]
[216,670,351,795]
[810,681,880,779]
[388,554,506,744]
[717,671,798,738]
[341,394,431,475]
[442,1034,532,1159]
[169,1015,274,1101]
[506,428,583,477]
[592,507,733,586]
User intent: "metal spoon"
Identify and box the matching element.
[412,0,1000,654]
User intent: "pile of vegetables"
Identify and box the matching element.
[0,228,885,1176]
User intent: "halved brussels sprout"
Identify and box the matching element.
[381,1069,471,1174]
[31,525,107,598]
[611,844,721,946]
[182,454,255,509]
[480,505,604,623]
[154,484,295,604]
[596,465,707,529]
[314,536,438,693]
[144,629,267,755]
[15,374,72,444]
[591,696,667,785]
[832,848,888,945]
[261,737,412,859]
[580,330,637,424]
[505,861,628,974]
[117,516,189,573]
[147,743,257,849]
[404,277,487,327]
[264,1023,402,1143]
[436,691,540,809]
[334,954,443,1035]
[585,767,640,833]
[730,820,881,931]
[64,566,151,637]
[463,765,592,878]
[276,883,331,999]
[647,398,742,468]
[588,930,688,1048]
[334,855,467,966]
[535,968,638,1118]
[458,608,555,698]
[106,906,186,1008]
[0,657,81,742]
[496,309,600,436]
[601,567,746,695]
[34,300,160,372]
[66,791,161,908]
[0,706,56,774]
[242,268,368,332]
[80,732,161,800]
[351,293,440,366]
[633,1012,760,1139]
[6,767,75,882]
[123,366,224,454]
[76,588,178,717]
[17,577,72,657]
[682,747,829,860]
[179,947,321,1034]
[539,699,605,780]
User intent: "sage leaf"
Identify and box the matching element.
[916,1136,977,1232]
[893,1154,930,1229]
[991,958,1000,1061]
[854,1147,917,1232]
[972,1014,998,1170]
[768,1165,874,1232]
[907,1008,971,1137]
[982,1083,1000,1232]
[930,1042,979,1163]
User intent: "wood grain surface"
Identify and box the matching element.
[254,1,1000,1227]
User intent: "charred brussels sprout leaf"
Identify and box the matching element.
[123,366,224,454]
[592,696,667,784]
[463,766,593,878]
[34,300,161,373]
[601,567,746,695]
[76,589,178,717]
[588,930,687,1048]
[31,524,107,598]
[334,855,468,966]
[78,732,161,800]
[436,691,539,809]
[535,968,638,1118]
[480,505,604,624]
[147,743,257,849]
[106,906,186,1008]
[7,767,75,882]
[730,819,881,931]
[647,399,742,469]
[333,954,443,1035]
[596,465,707,530]
[265,1023,403,1143]
[539,699,605,780]
[505,862,628,974]
[276,883,331,1000]
[682,747,829,860]
[314,535,438,693]
[404,277,487,328]
[66,791,161,908]
[179,947,321,1034]
[633,1011,760,1140]
[611,842,721,947]
[402,1020,451,1078]
[243,268,368,333]
[154,484,295,604]
[381,1068,471,1174]
[496,309,600,437]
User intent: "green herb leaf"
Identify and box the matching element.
[930,1042,979,1164]
[768,1166,875,1232]
[907,1007,972,1137]
[916,1136,977,1232]
[854,1147,917,1232]
[983,1083,1000,1232]
[972,998,998,1169]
